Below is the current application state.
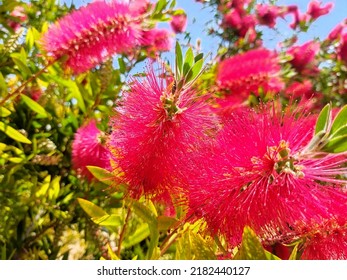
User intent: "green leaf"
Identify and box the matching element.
[86,166,114,186]
[194,53,204,63]
[107,244,120,260]
[0,72,6,95]
[21,94,48,117]
[132,200,159,259]
[175,41,183,78]
[158,216,177,231]
[0,121,31,144]
[92,214,122,228]
[118,58,126,74]
[322,134,347,153]
[169,0,177,9]
[154,0,168,14]
[11,57,32,79]
[77,198,108,219]
[36,175,51,197]
[175,226,216,260]
[183,47,194,76]
[330,105,347,135]
[289,243,299,260]
[0,107,11,117]
[48,176,60,200]
[315,103,331,135]
[123,223,150,249]
[234,226,280,260]
[185,57,204,83]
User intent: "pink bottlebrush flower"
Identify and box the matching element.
[187,104,347,248]
[289,9,310,30]
[327,22,346,41]
[40,0,142,74]
[256,4,286,28]
[238,14,257,38]
[72,120,111,181]
[170,12,187,34]
[129,0,151,15]
[288,41,320,75]
[223,9,243,30]
[307,0,334,20]
[299,219,347,260]
[108,65,217,199]
[284,81,322,112]
[8,6,27,31]
[328,21,346,41]
[213,93,248,120]
[140,28,173,56]
[285,80,314,99]
[338,33,347,64]
[228,0,252,12]
[217,48,284,97]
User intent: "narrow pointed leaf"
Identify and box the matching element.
[0,121,31,144]
[183,47,194,76]
[0,107,11,117]
[175,41,183,78]
[77,198,108,219]
[330,105,347,135]
[21,94,48,117]
[315,103,331,135]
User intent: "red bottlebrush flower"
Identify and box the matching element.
[256,4,286,28]
[300,219,347,260]
[72,120,111,181]
[40,0,142,74]
[288,41,320,75]
[187,104,347,248]
[217,48,284,97]
[141,28,172,56]
[307,0,334,20]
[108,65,217,199]
[170,12,187,34]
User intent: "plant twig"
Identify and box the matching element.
[0,59,56,107]
[117,205,132,258]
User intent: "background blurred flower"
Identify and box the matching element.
[72,120,111,181]
[217,48,284,98]
[170,11,187,33]
[40,0,143,74]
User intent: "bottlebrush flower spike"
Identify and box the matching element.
[338,33,347,64]
[307,0,334,20]
[256,4,286,28]
[216,48,284,98]
[187,104,347,248]
[288,40,320,75]
[108,64,217,199]
[299,218,347,260]
[170,12,187,34]
[40,0,142,74]
[72,120,111,181]
[140,28,172,56]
